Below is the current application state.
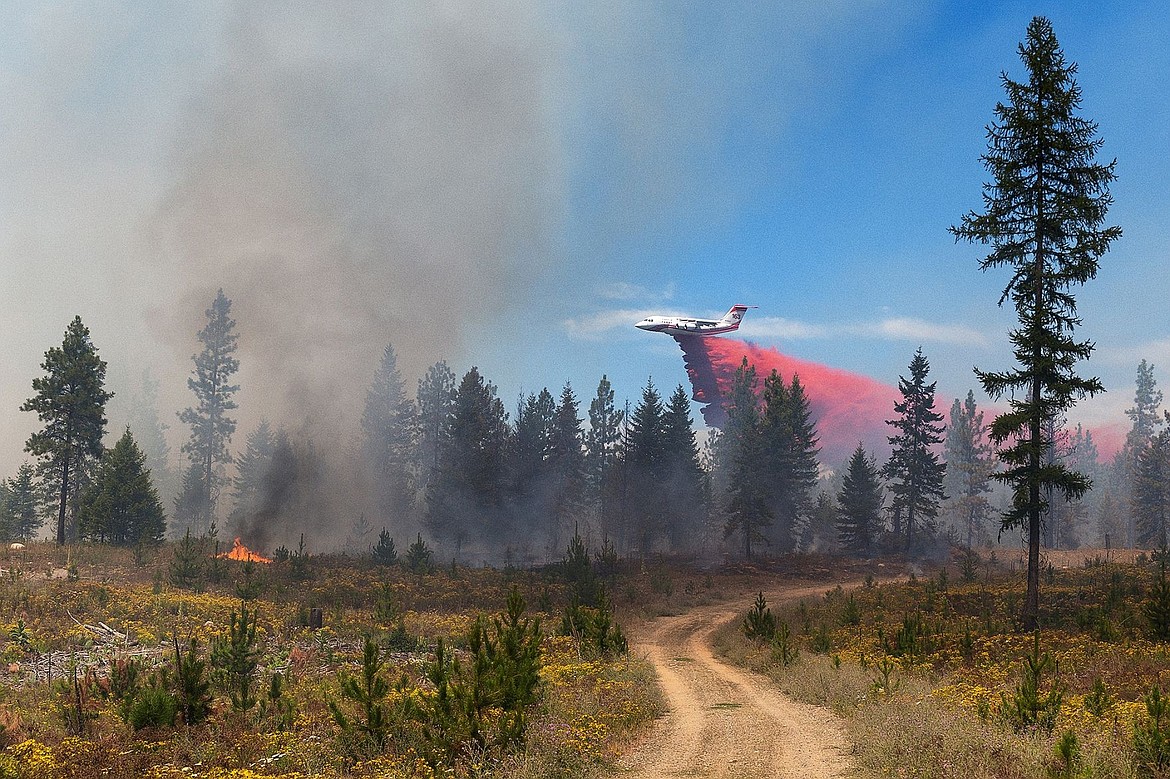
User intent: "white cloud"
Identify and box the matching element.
[562,308,660,340]
[598,281,676,302]
[1097,337,1170,367]
[849,317,989,346]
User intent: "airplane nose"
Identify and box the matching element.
[635,321,652,330]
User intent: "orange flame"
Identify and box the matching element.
[218,537,273,564]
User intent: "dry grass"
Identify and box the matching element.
[712,558,1160,779]
[0,540,663,779]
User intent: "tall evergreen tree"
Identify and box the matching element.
[510,388,556,505]
[623,379,668,554]
[807,490,839,553]
[5,464,41,542]
[585,375,624,539]
[0,480,11,542]
[722,360,770,558]
[1120,360,1163,546]
[361,344,418,523]
[661,384,709,548]
[882,349,946,554]
[22,316,113,545]
[127,369,173,505]
[426,367,509,556]
[951,17,1120,628]
[547,383,588,553]
[416,360,457,497]
[1134,420,1170,549]
[944,391,994,549]
[79,428,166,545]
[229,420,276,534]
[759,371,820,553]
[178,290,240,535]
[837,444,883,556]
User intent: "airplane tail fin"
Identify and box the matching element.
[719,305,755,330]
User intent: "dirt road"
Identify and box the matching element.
[618,588,858,778]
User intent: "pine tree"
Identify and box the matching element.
[510,388,556,514]
[807,490,839,552]
[0,481,11,542]
[759,371,820,553]
[5,464,42,542]
[585,375,624,541]
[416,360,456,496]
[1134,424,1170,549]
[127,370,173,506]
[361,344,418,523]
[173,462,208,539]
[79,428,166,545]
[661,385,709,549]
[882,349,946,554]
[22,316,113,545]
[371,528,398,566]
[944,391,994,549]
[1121,361,1164,546]
[229,420,276,534]
[547,383,588,553]
[838,444,883,556]
[178,289,240,535]
[211,602,260,711]
[623,379,667,554]
[951,17,1120,628]
[426,368,509,555]
[723,361,770,558]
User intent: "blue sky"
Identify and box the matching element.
[1,1,1168,477]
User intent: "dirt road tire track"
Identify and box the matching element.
[618,587,858,778]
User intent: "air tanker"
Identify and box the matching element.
[635,305,756,337]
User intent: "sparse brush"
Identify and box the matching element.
[870,656,900,698]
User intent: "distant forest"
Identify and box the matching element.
[4,289,1169,564]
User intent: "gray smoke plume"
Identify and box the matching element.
[147,2,562,443]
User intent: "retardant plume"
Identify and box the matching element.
[676,336,902,466]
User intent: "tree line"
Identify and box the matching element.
[6,19,1170,635]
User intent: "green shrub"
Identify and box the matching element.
[371,528,397,566]
[743,592,776,641]
[770,621,799,667]
[1135,686,1170,776]
[127,679,178,730]
[1000,631,1062,733]
[329,635,391,759]
[211,602,260,711]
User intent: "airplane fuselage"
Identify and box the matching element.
[635,317,741,337]
[635,305,755,337]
